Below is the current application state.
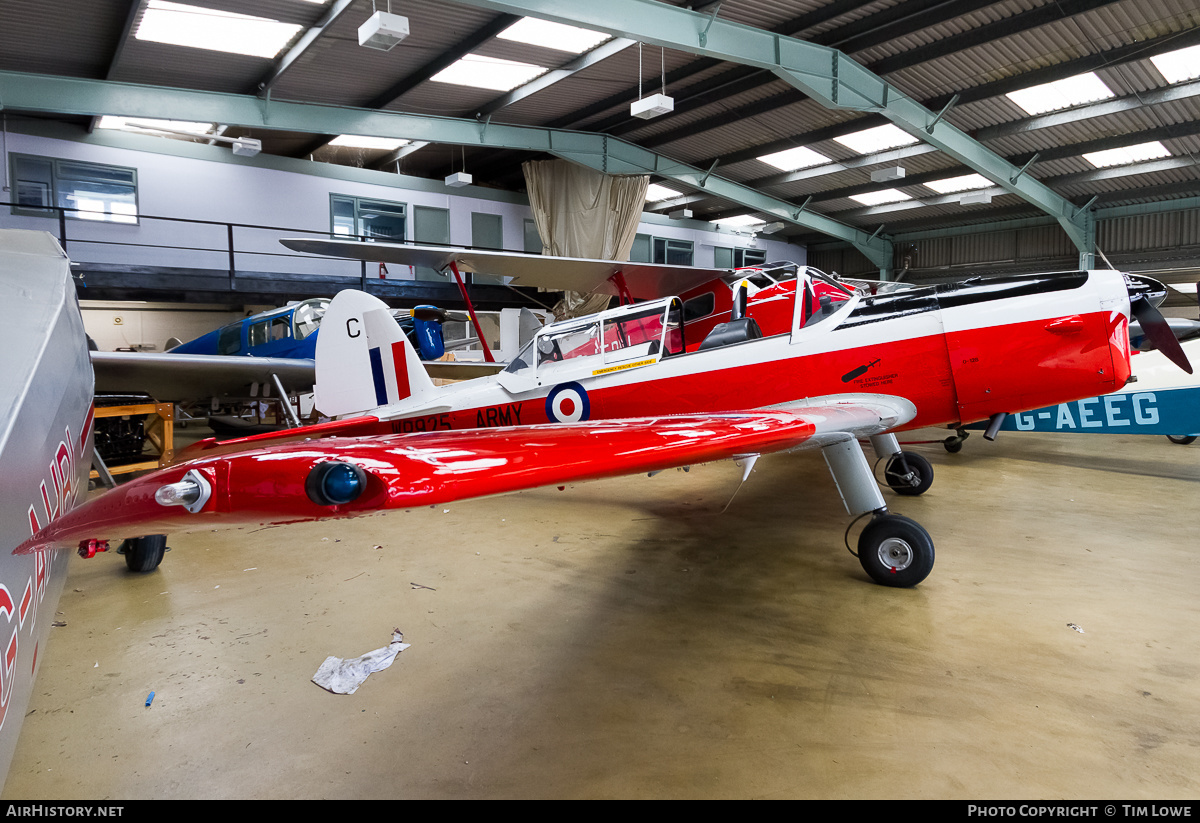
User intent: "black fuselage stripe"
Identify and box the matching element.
[837,271,1090,330]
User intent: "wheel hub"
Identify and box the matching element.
[877,537,914,572]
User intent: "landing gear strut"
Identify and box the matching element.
[821,437,935,588]
[870,433,933,496]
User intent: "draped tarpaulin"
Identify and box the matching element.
[522,159,649,319]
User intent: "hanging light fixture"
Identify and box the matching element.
[631,42,674,119]
[359,1,409,51]
[445,145,472,187]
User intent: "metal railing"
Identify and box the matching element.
[0,202,493,290]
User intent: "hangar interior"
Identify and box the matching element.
[2,0,1200,800]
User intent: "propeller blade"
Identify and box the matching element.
[411,306,449,323]
[1131,295,1193,374]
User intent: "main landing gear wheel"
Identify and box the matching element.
[1167,435,1197,445]
[120,535,168,573]
[884,451,933,496]
[857,514,935,588]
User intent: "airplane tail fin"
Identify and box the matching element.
[315,290,440,417]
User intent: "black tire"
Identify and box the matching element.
[123,535,167,573]
[884,451,934,496]
[1167,435,1197,445]
[857,514,935,588]
[943,437,963,454]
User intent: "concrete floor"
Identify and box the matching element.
[3,429,1200,799]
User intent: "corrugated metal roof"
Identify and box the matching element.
[1,0,1198,263]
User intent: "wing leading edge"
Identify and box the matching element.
[280,238,728,300]
[15,400,909,555]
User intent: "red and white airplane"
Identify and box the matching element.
[16,240,1188,588]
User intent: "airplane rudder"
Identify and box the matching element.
[363,306,437,405]
[314,289,393,417]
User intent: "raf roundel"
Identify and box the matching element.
[545,382,591,423]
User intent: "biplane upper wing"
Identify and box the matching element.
[280,238,729,300]
[16,398,912,555]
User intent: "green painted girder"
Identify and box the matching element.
[0,70,892,270]
[449,0,1092,254]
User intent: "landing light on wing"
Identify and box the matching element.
[306,461,369,507]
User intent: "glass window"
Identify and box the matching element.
[248,320,270,348]
[536,319,601,367]
[330,194,406,240]
[292,298,328,340]
[715,247,767,269]
[217,324,242,356]
[652,237,693,265]
[10,154,138,223]
[603,304,667,363]
[683,292,715,322]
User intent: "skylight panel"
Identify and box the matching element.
[645,183,682,202]
[711,215,765,227]
[1150,45,1200,84]
[757,146,831,171]
[97,116,215,135]
[924,174,993,194]
[498,18,611,54]
[329,135,410,151]
[1005,72,1114,115]
[431,54,549,92]
[850,189,912,206]
[136,1,302,58]
[833,125,919,155]
[1083,141,1171,168]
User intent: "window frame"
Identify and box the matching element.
[330,193,408,241]
[715,246,767,269]
[9,153,139,224]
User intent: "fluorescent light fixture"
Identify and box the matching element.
[358,11,409,51]
[645,183,682,202]
[925,173,993,194]
[833,125,919,155]
[1005,72,1114,115]
[1083,141,1171,168]
[870,166,906,183]
[498,17,610,54]
[1151,45,1200,84]
[444,172,473,188]
[136,1,302,59]
[431,54,548,92]
[958,191,993,205]
[757,145,830,171]
[98,116,215,135]
[711,215,766,228]
[668,208,693,220]
[329,134,410,151]
[850,189,912,206]
[231,137,262,157]
[631,93,674,119]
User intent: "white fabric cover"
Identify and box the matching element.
[522,160,649,318]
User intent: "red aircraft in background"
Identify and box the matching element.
[17,239,1190,588]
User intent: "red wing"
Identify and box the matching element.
[15,407,867,554]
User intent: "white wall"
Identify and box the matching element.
[2,128,806,280]
[81,304,253,353]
